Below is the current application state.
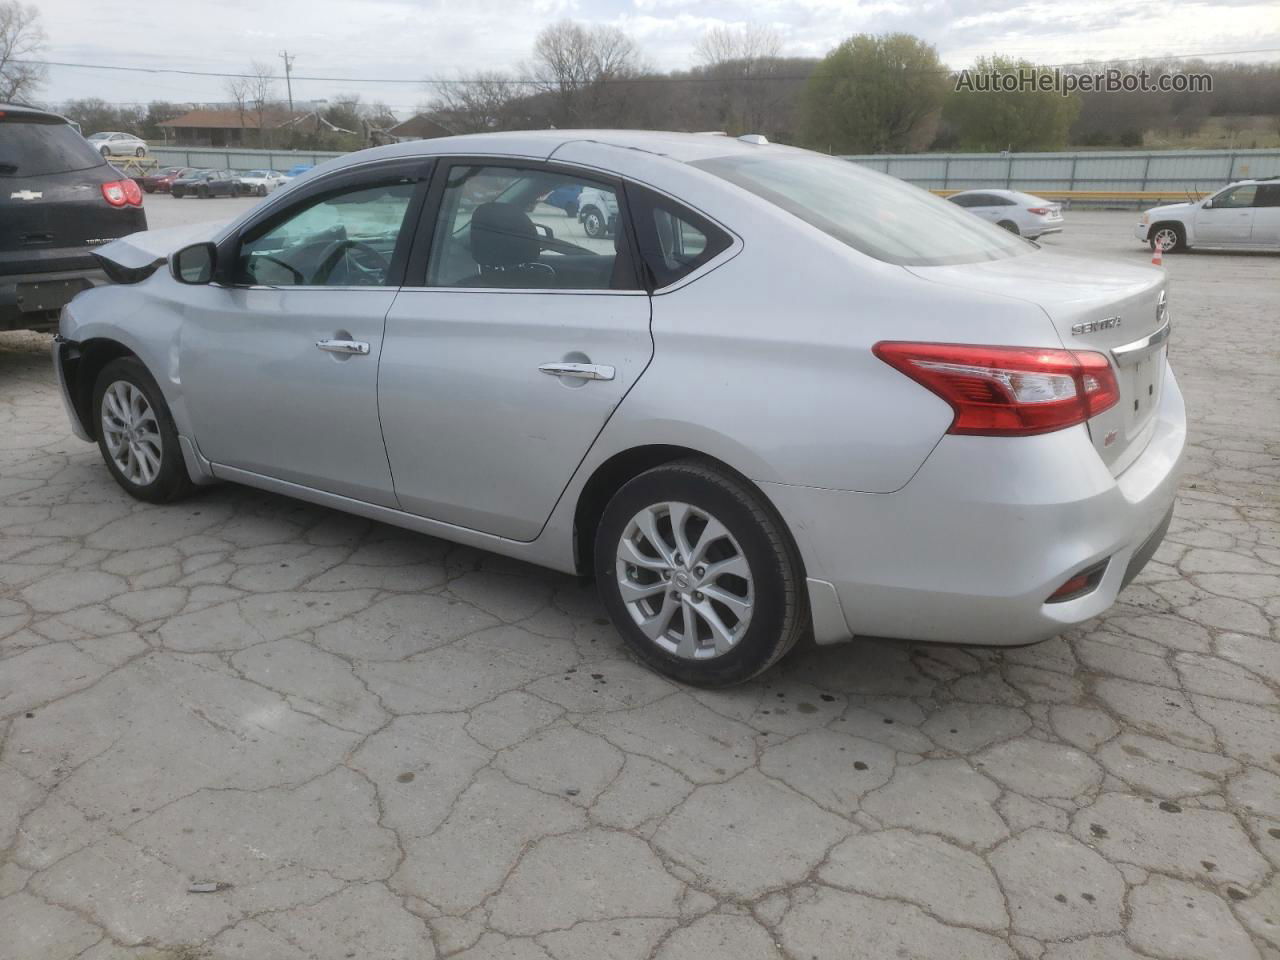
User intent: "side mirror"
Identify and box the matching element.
[170,242,217,284]
[1201,199,1213,209]
[534,222,555,241]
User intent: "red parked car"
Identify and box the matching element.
[135,166,191,194]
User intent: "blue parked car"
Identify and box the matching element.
[544,184,582,217]
[282,164,313,179]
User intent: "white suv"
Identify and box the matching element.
[1137,178,1280,252]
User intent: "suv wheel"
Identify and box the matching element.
[92,358,193,504]
[1150,223,1185,253]
[595,460,808,687]
[582,207,606,239]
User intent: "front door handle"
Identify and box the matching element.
[539,362,615,381]
[316,339,370,355]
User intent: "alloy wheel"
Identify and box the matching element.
[100,381,163,486]
[614,501,754,660]
[1153,227,1178,251]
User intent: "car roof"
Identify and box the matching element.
[322,129,788,173]
[0,102,71,123]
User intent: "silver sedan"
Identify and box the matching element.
[54,131,1184,686]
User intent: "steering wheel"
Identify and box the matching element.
[314,239,391,285]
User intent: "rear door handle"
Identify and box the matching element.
[316,339,370,355]
[539,362,615,381]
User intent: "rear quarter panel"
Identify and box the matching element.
[554,143,1069,493]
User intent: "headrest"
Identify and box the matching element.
[471,203,539,268]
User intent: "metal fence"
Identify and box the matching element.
[149,146,346,170]
[840,148,1280,196]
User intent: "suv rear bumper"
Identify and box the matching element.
[766,363,1186,647]
[1,268,107,331]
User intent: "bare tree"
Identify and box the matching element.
[247,60,277,147]
[527,20,642,126]
[694,23,782,67]
[225,75,251,135]
[0,1,46,102]
[692,24,790,135]
[428,71,527,133]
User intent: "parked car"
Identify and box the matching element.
[1136,178,1280,252]
[54,131,1183,687]
[135,166,191,194]
[170,169,242,199]
[0,103,146,332]
[947,189,1064,238]
[235,169,287,196]
[577,186,618,238]
[86,131,149,158]
[544,184,582,217]
[281,163,313,179]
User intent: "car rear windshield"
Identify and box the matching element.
[691,151,1031,266]
[0,118,106,178]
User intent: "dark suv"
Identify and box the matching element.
[1,103,147,331]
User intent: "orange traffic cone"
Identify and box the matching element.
[1151,238,1163,267]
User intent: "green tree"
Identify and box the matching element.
[801,33,947,153]
[947,55,1081,151]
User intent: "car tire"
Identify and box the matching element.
[594,459,809,687]
[257,184,267,197]
[135,147,146,157]
[92,357,194,504]
[173,188,184,199]
[230,184,241,198]
[198,185,210,199]
[582,206,606,239]
[143,185,155,194]
[997,220,1020,235]
[100,146,110,157]
[1149,223,1186,253]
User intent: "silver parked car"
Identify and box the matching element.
[85,131,149,158]
[947,188,1064,239]
[54,131,1184,686]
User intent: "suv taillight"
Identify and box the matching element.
[873,342,1120,436]
[102,179,143,207]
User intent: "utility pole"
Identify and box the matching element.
[279,50,296,111]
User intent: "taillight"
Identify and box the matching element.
[1027,207,1051,215]
[873,342,1120,436]
[101,179,143,207]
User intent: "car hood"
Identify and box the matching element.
[1144,201,1198,218]
[92,221,222,283]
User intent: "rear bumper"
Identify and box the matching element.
[1031,223,1063,238]
[769,363,1186,646]
[0,268,108,331]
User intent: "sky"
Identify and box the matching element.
[29,0,1280,115]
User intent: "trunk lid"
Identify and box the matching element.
[907,252,1170,475]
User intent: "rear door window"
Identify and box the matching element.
[423,163,639,291]
[1253,184,1280,207]
[0,119,106,178]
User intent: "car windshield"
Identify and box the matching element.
[692,151,1031,266]
[0,118,107,177]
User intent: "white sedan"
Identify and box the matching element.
[235,169,288,197]
[947,189,1064,239]
[86,131,149,158]
[54,131,1182,686]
